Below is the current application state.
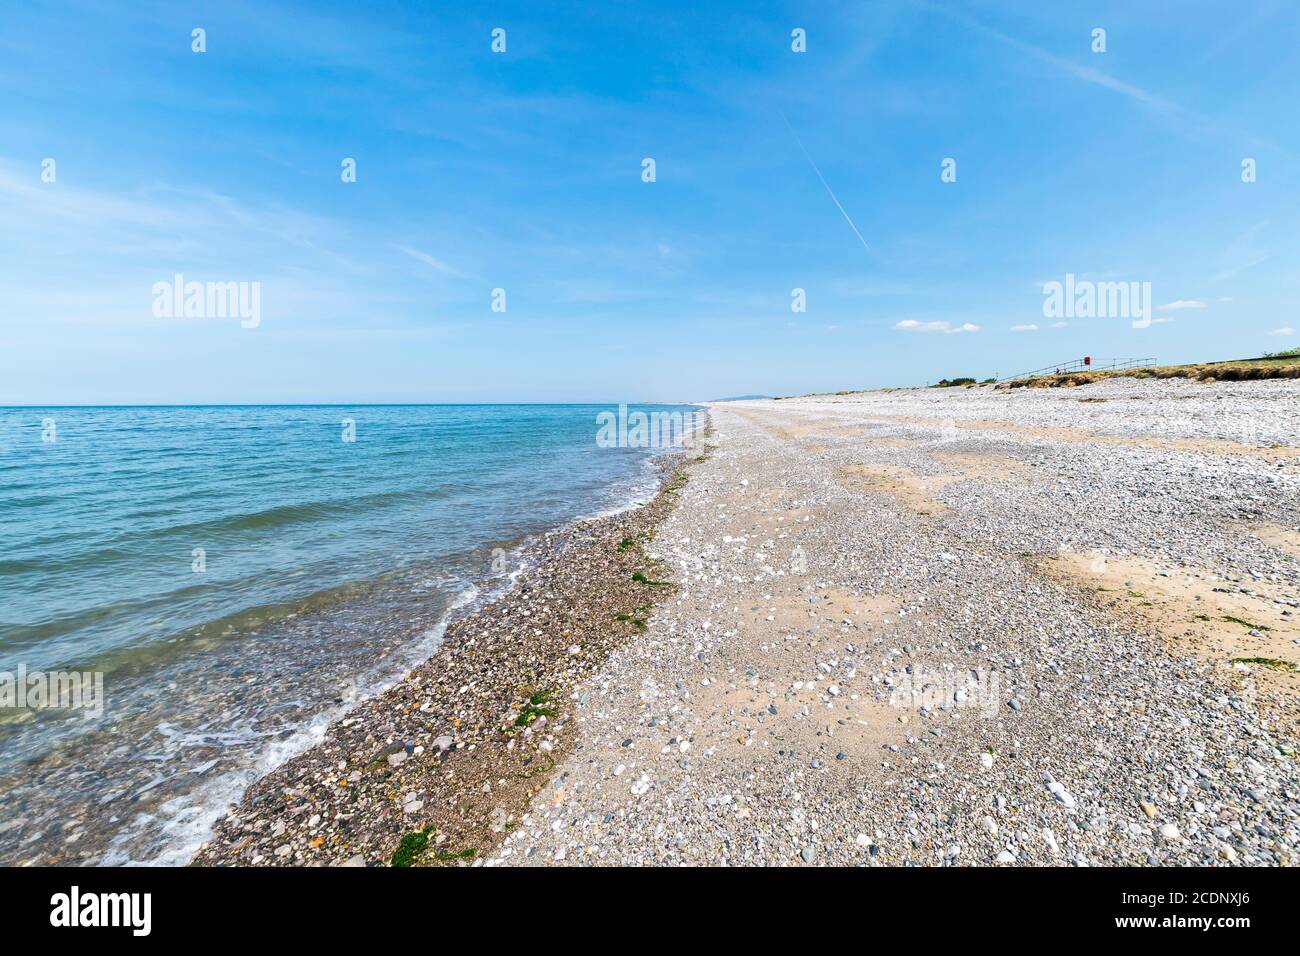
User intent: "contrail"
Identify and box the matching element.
[779,109,872,255]
[903,0,1278,153]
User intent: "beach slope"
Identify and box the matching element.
[497,379,1300,866]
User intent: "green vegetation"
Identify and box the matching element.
[778,349,1300,397]
[616,602,652,630]
[1196,613,1269,630]
[391,828,430,867]
[631,571,671,587]
[514,689,556,727]
[1008,354,1300,389]
[521,751,556,778]
[1230,657,1297,671]
[432,848,478,862]
[616,537,637,552]
[1220,615,1269,631]
[653,463,695,496]
[1260,346,1300,360]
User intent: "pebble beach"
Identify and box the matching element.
[196,378,1300,866]
[192,453,697,866]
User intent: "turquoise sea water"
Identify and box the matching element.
[0,404,692,864]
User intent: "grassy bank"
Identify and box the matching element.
[1002,350,1300,388]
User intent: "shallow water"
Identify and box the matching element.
[0,404,691,864]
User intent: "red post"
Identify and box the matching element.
[1084,356,1091,366]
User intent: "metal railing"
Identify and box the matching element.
[1000,357,1156,383]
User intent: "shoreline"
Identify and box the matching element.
[191,443,705,866]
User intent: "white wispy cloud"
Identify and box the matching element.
[1157,299,1206,311]
[1214,222,1271,281]
[0,157,479,338]
[909,2,1170,107]
[1214,257,1270,281]
[1269,327,1294,336]
[1050,321,1068,328]
[894,320,979,334]
[1010,324,1038,332]
[398,245,469,278]
[907,1,1274,149]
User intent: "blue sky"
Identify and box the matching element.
[1,0,1297,403]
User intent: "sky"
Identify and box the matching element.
[1,0,1297,404]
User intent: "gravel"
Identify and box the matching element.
[491,379,1300,867]
[192,453,695,867]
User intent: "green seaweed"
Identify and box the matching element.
[391,828,431,867]
[631,571,671,587]
[432,848,478,862]
[1230,657,1296,671]
[1221,615,1269,631]
[521,751,556,778]
[515,688,556,727]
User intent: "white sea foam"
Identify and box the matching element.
[93,414,695,866]
[102,581,489,866]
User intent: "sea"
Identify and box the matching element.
[0,404,697,865]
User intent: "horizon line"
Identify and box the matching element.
[0,401,712,409]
